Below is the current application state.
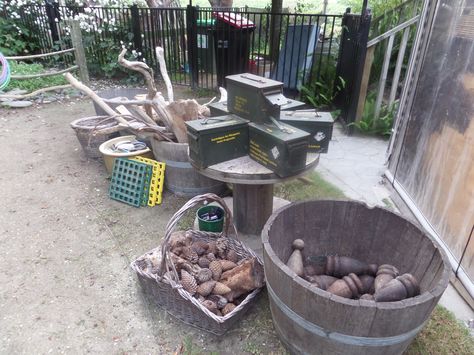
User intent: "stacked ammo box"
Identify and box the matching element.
[186,73,334,178]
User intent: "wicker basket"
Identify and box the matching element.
[130,193,264,335]
[70,116,122,159]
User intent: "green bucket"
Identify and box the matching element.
[197,205,224,232]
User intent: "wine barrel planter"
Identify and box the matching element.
[262,200,450,355]
[93,88,147,116]
[151,139,226,197]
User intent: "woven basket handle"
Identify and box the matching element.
[158,193,236,279]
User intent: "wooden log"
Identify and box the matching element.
[220,258,265,300]
[155,46,174,102]
[118,48,157,117]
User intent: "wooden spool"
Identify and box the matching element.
[262,200,450,355]
[151,139,226,197]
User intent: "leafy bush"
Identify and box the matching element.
[0,17,39,55]
[300,55,345,108]
[349,91,396,136]
[7,61,67,92]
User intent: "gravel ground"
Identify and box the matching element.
[0,97,285,354]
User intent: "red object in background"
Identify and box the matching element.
[213,12,256,29]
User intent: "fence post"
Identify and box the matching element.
[45,1,60,44]
[186,5,199,88]
[69,20,89,84]
[335,7,371,131]
[130,5,144,60]
[355,45,375,121]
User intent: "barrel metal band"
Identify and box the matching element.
[266,284,427,347]
[160,159,191,168]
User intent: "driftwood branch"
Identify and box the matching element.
[118,48,157,117]
[218,87,227,102]
[155,46,174,103]
[0,84,72,99]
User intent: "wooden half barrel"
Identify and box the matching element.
[151,140,226,197]
[262,200,450,355]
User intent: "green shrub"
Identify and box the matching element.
[349,91,396,136]
[7,61,67,92]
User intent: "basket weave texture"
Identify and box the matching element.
[130,193,264,335]
[70,116,122,159]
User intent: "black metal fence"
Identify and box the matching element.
[11,4,344,96]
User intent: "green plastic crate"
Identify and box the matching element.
[109,158,153,207]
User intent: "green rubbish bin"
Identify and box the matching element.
[197,18,216,73]
[197,205,224,232]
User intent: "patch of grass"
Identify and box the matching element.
[407,305,474,355]
[7,61,67,92]
[185,87,217,98]
[274,171,345,202]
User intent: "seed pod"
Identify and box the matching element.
[198,256,210,268]
[201,300,218,314]
[226,249,239,263]
[181,270,197,295]
[212,282,231,295]
[208,294,228,309]
[220,260,237,271]
[207,253,216,262]
[222,303,236,316]
[209,260,222,281]
[196,268,213,283]
[197,280,217,297]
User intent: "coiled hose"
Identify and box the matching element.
[0,52,11,90]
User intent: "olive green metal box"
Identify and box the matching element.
[279,110,334,153]
[186,115,250,169]
[248,121,309,178]
[208,101,229,116]
[226,73,287,123]
[209,98,305,118]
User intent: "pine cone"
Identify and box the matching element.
[196,268,213,283]
[221,303,236,316]
[202,300,218,314]
[212,282,231,295]
[216,238,228,259]
[220,260,237,272]
[180,270,197,295]
[207,241,217,255]
[169,231,187,250]
[197,280,216,297]
[207,253,216,262]
[226,249,239,263]
[181,247,199,264]
[209,260,222,281]
[192,243,207,256]
[208,294,228,309]
[198,256,210,269]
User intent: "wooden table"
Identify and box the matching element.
[192,154,319,236]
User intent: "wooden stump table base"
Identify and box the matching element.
[233,184,273,236]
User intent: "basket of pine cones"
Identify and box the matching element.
[130,193,265,335]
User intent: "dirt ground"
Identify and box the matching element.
[0,97,285,354]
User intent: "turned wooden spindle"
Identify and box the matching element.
[374,273,420,302]
[359,275,375,295]
[306,275,339,290]
[327,273,364,299]
[286,239,305,277]
[374,264,399,292]
[305,255,376,278]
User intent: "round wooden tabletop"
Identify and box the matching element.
[191,153,320,184]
